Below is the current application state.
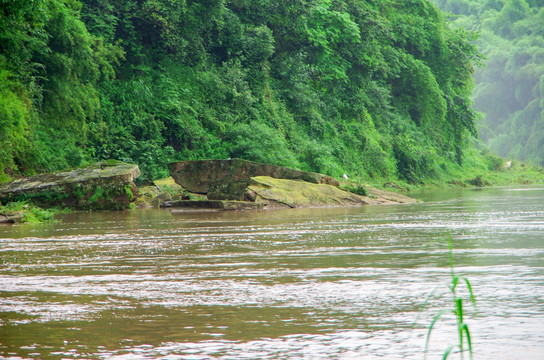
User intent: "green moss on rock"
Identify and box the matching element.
[168,159,340,201]
[0,201,60,224]
[248,176,364,208]
[0,161,140,210]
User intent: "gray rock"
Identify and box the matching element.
[168,158,339,201]
[0,160,140,210]
[0,211,24,224]
[152,192,173,208]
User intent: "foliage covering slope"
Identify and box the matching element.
[1,0,481,184]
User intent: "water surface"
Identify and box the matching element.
[1,186,543,359]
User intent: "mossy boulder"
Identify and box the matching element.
[362,186,418,204]
[153,176,184,195]
[152,192,173,208]
[134,185,161,208]
[0,161,140,210]
[168,159,339,201]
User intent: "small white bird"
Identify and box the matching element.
[343,174,349,180]
[505,160,512,169]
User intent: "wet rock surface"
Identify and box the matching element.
[167,159,416,209]
[248,176,364,208]
[168,159,339,201]
[171,200,264,210]
[0,211,24,224]
[0,160,140,210]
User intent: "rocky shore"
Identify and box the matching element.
[0,159,416,223]
[166,159,416,210]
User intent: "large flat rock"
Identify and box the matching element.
[248,177,417,208]
[248,176,364,208]
[168,159,339,200]
[0,161,140,210]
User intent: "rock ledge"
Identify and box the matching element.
[169,159,339,201]
[0,160,140,210]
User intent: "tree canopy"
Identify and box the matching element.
[1,0,482,183]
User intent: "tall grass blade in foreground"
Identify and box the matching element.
[424,236,477,359]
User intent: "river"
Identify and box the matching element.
[1,186,543,359]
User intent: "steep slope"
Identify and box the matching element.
[1,0,480,183]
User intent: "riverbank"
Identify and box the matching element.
[1,156,542,224]
[0,159,418,224]
[0,201,61,224]
[360,151,544,193]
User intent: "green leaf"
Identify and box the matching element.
[425,309,448,354]
[456,298,464,325]
[463,276,477,308]
[462,323,473,360]
[413,285,440,327]
[442,345,454,360]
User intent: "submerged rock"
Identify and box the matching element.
[171,200,264,211]
[0,160,140,210]
[362,186,418,204]
[168,158,339,200]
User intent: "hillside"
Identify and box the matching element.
[1,0,483,184]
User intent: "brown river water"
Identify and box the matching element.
[1,186,543,359]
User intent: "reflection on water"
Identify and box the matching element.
[1,186,543,359]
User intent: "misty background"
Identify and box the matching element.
[431,0,544,165]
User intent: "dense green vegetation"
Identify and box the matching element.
[430,0,544,166]
[0,201,59,223]
[0,0,494,185]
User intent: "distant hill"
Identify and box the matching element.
[430,0,544,166]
